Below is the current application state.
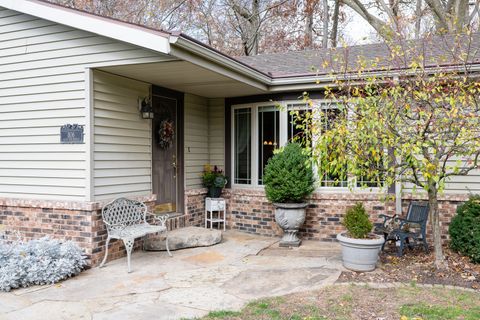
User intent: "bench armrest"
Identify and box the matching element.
[379,213,396,225]
[150,213,169,228]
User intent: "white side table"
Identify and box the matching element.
[205,197,226,231]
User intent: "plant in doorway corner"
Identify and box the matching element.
[202,165,227,198]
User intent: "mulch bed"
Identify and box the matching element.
[338,244,480,290]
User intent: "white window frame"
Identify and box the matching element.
[230,100,384,192]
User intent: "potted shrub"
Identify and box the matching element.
[263,143,315,247]
[337,203,385,272]
[202,165,227,198]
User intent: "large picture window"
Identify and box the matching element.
[231,100,382,190]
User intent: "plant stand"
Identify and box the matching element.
[205,197,226,231]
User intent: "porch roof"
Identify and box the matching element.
[98,61,267,98]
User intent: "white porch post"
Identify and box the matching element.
[85,68,95,202]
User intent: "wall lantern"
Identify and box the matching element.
[139,97,154,119]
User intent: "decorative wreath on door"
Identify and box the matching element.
[158,119,175,149]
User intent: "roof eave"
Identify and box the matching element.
[0,0,171,54]
[170,35,272,87]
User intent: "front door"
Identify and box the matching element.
[152,87,184,213]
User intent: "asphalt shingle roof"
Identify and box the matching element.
[236,33,480,78]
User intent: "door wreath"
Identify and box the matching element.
[158,119,175,149]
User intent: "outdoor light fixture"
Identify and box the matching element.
[139,97,154,119]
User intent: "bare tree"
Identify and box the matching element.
[341,0,479,39]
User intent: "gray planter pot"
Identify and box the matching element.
[337,233,385,272]
[273,203,307,247]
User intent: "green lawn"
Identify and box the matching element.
[192,284,480,320]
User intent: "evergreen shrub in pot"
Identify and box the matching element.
[263,143,315,247]
[337,203,385,272]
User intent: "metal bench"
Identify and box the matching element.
[99,197,171,272]
[376,201,429,257]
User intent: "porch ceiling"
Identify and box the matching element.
[98,61,267,98]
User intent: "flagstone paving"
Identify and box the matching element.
[0,231,343,320]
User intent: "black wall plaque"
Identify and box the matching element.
[60,124,84,144]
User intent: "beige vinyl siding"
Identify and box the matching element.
[208,98,225,170]
[402,169,480,195]
[93,71,151,201]
[0,7,168,201]
[184,94,209,189]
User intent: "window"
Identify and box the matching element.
[287,104,311,147]
[356,148,386,188]
[234,108,251,185]
[318,104,348,187]
[231,100,382,190]
[258,106,279,184]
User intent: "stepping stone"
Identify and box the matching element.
[144,226,222,251]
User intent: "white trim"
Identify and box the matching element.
[0,0,171,54]
[84,68,94,202]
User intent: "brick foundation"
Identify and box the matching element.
[0,195,166,267]
[0,190,469,267]
[219,188,469,244]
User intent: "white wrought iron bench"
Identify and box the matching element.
[99,197,172,272]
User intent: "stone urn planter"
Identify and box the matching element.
[263,143,315,248]
[338,203,385,272]
[337,233,384,272]
[274,202,308,247]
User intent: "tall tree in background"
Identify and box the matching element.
[48,0,347,55]
[341,0,480,39]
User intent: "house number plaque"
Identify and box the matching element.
[60,124,84,144]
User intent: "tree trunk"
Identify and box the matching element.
[305,5,314,49]
[427,185,446,269]
[322,0,329,48]
[330,0,340,47]
[414,0,423,38]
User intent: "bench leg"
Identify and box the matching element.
[397,235,408,257]
[381,233,388,251]
[123,237,134,273]
[99,236,111,268]
[165,234,172,257]
[422,237,429,252]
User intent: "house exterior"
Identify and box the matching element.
[1,0,478,265]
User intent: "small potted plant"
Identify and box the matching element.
[202,165,227,198]
[337,203,385,272]
[263,143,315,247]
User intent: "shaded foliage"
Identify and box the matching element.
[263,143,315,203]
[450,195,480,263]
[342,203,373,239]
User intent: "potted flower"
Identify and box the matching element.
[337,203,385,272]
[202,165,227,198]
[263,143,315,247]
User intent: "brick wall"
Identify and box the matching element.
[184,188,208,227]
[0,196,159,267]
[219,188,468,244]
[0,190,468,267]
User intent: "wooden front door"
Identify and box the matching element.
[152,87,184,213]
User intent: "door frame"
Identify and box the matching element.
[151,85,185,214]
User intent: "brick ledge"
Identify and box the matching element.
[0,194,157,211]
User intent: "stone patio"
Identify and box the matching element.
[0,231,343,320]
